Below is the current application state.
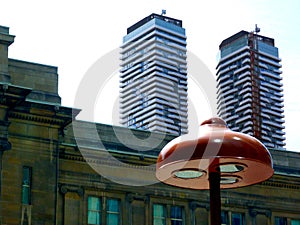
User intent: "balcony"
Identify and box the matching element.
[121,29,157,50]
[235,114,251,124]
[233,65,250,75]
[226,114,239,122]
[260,96,270,103]
[220,88,238,98]
[259,50,281,62]
[272,134,285,140]
[235,103,251,113]
[259,56,282,68]
[235,76,251,87]
[217,74,231,83]
[241,126,252,133]
[217,85,230,96]
[270,106,284,113]
[262,108,284,118]
[261,82,283,92]
[261,70,282,81]
[239,86,251,96]
[259,86,270,93]
[243,109,252,115]
[270,79,283,87]
[275,130,286,135]
[226,98,238,106]
[217,46,249,68]
[274,102,284,108]
[263,120,285,129]
[237,71,251,80]
[243,121,253,127]
[239,98,252,107]
[261,113,270,119]
[217,79,233,89]
[262,135,272,142]
[261,125,271,132]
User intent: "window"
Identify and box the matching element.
[153,204,184,225]
[88,196,101,225]
[22,166,32,205]
[291,220,300,225]
[153,204,166,225]
[171,206,183,225]
[88,196,121,225]
[221,211,244,225]
[275,217,287,225]
[231,212,244,225]
[106,198,120,225]
[221,211,229,225]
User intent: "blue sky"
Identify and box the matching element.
[1,0,299,151]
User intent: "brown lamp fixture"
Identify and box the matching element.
[156,117,274,225]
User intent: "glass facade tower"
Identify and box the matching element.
[119,14,188,136]
[216,30,285,149]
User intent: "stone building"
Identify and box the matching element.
[0,25,300,225]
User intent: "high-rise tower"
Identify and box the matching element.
[119,13,188,136]
[216,29,285,149]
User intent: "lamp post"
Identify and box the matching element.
[156,117,274,225]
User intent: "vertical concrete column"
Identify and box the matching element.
[126,193,148,225]
[249,208,258,225]
[249,208,271,225]
[190,201,209,225]
[0,106,11,224]
[0,26,15,83]
[60,185,84,225]
[0,119,11,151]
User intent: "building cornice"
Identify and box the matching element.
[8,100,80,128]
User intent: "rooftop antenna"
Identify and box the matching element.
[255,24,261,34]
[161,9,166,16]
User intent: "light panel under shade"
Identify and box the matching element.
[218,164,245,173]
[220,176,241,184]
[173,169,205,179]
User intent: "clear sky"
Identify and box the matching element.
[1,0,299,151]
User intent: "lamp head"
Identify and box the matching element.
[156,117,274,189]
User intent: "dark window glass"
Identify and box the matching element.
[221,211,229,225]
[171,206,183,225]
[275,217,287,225]
[22,166,32,205]
[231,213,244,225]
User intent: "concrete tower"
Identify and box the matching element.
[119,13,188,136]
[216,29,285,149]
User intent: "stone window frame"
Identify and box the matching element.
[221,210,245,225]
[85,191,124,225]
[150,198,186,225]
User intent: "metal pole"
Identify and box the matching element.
[209,171,221,225]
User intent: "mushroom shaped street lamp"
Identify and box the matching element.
[156,118,274,225]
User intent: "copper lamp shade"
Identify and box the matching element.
[156,117,274,190]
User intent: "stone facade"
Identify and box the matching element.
[0,25,78,225]
[0,25,299,225]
